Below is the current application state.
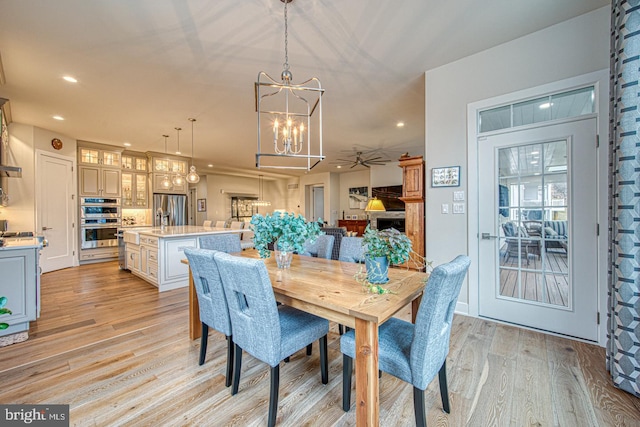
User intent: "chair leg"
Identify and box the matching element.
[199,323,209,365]
[338,324,344,335]
[319,335,328,384]
[284,356,290,363]
[268,364,280,427]
[342,354,353,411]
[438,360,451,413]
[413,387,427,427]
[231,343,242,396]
[306,343,313,356]
[225,335,234,388]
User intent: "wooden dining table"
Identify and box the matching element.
[185,250,428,427]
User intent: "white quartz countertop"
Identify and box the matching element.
[134,226,245,238]
[0,238,43,250]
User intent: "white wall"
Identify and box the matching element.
[1,123,77,232]
[424,7,610,307]
[338,170,369,221]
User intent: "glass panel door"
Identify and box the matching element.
[498,140,568,307]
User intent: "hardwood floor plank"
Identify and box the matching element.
[0,261,633,427]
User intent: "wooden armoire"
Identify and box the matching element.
[399,155,425,270]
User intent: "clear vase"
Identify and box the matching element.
[274,249,293,269]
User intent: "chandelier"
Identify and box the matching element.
[172,127,185,186]
[186,118,200,184]
[255,0,324,171]
[253,175,271,207]
[160,135,172,189]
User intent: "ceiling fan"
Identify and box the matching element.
[331,151,392,168]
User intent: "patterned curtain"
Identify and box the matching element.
[607,0,640,397]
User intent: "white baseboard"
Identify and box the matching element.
[455,301,469,315]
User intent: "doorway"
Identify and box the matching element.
[36,150,76,273]
[311,186,324,223]
[477,117,598,341]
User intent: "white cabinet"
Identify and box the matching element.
[121,154,147,172]
[150,156,188,194]
[79,166,121,197]
[125,243,140,273]
[122,172,148,208]
[0,248,38,337]
[79,147,121,168]
[152,173,187,194]
[127,234,159,286]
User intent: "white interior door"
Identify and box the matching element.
[312,186,324,222]
[478,117,598,341]
[37,151,76,273]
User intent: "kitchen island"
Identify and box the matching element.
[123,226,244,291]
[0,238,43,340]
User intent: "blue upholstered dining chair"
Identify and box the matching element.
[183,248,234,388]
[213,251,329,427]
[336,236,366,335]
[199,233,241,253]
[340,255,471,427]
[338,236,366,263]
[300,234,335,259]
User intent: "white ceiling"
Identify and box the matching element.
[0,0,609,177]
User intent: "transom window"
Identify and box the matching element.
[479,86,595,134]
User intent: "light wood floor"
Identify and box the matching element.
[0,261,638,426]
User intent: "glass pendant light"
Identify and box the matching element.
[160,135,172,189]
[172,127,185,186]
[186,118,200,184]
[252,175,271,207]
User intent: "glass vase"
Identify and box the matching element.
[274,249,293,269]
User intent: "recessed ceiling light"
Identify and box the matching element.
[539,102,552,109]
[63,76,78,83]
[123,142,131,147]
[208,164,213,168]
[175,151,181,155]
[396,122,405,127]
[531,160,538,164]
[336,165,342,169]
[531,151,539,155]
[52,115,64,121]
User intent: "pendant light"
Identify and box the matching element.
[186,118,200,184]
[160,135,172,189]
[172,127,185,186]
[252,175,271,207]
[255,0,325,171]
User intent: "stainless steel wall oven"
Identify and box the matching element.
[80,197,121,249]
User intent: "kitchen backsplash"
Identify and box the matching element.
[122,209,151,226]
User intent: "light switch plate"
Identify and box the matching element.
[441,203,449,214]
[453,191,465,201]
[453,203,465,214]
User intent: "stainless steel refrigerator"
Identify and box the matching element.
[153,194,187,227]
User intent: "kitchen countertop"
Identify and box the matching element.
[0,238,44,250]
[130,226,245,238]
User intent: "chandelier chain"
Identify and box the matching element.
[283,0,289,72]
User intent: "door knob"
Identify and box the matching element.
[481,232,498,240]
[42,226,53,231]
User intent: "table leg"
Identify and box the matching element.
[188,268,201,340]
[411,293,422,324]
[355,317,379,426]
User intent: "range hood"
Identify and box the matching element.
[0,165,22,178]
[0,98,20,177]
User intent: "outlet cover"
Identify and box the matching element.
[453,191,465,201]
[453,203,465,214]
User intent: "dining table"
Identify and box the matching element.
[185,250,428,427]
